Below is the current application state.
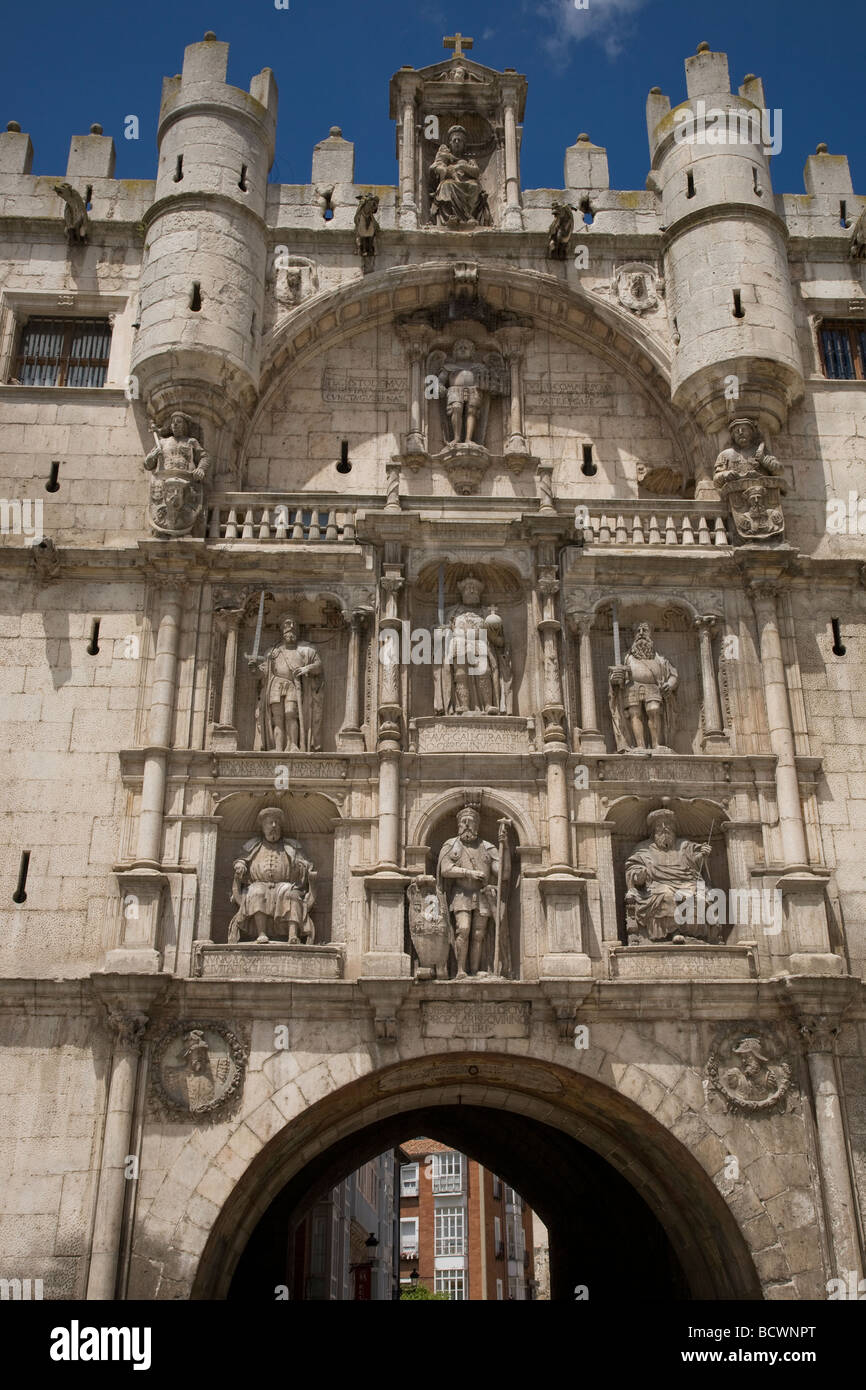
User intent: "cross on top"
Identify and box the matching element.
[443,32,473,58]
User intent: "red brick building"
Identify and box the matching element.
[399,1139,536,1300]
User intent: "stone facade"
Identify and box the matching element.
[0,33,864,1300]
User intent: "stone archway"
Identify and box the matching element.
[191,1051,761,1301]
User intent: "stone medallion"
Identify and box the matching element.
[148,470,204,536]
[706,1026,793,1115]
[151,1021,246,1119]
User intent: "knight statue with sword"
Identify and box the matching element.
[436,806,511,979]
[247,606,324,753]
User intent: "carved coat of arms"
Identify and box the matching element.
[151,1021,246,1119]
[613,263,661,315]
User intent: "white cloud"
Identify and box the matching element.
[537,0,650,62]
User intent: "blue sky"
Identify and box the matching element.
[2,0,863,197]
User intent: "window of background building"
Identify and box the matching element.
[504,1184,521,1209]
[496,1278,504,1300]
[492,1174,501,1198]
[434,1269,467,1300]
[508,1275,524,1301]
[11,317,112,387]
[400,1162,419,1197]
[819,321,866,379]
[432,1151,463,1194]
[434,1204,466,1257]
[399,1217,418,1257]
[357,1160,378,1208]
[494,1214,503,1257]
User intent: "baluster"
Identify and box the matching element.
[713,516,728,545]
[258,508,271,540]
[291,509,305,541]
[343,511,356,544]
[648,514,661,544]
[632,515,645,544]
[224,508,238,540]
[207,506,220,538]
[681,515,695,545]
[241,508,255,539]
[308,510,321,541]
[274,506,288,541]
[697,515,711,545]
[583,515,596,543]
[664,515,677,545]
[325,509,338,541]
[615,514,628,544]
[599,514,611,544]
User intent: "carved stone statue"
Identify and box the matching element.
[153,1022,245,1119]
[547,202,574,259]
[143,411,209,537]
[434,574,513,716]
[624,807,713,944]
[707,1030,792,1114]
[436,807,507,979]
[249,612,324,753]
[608,622,678,752]
[354,193,380,268]
[431,340,505,448]
[53,182,89,244]
[228,806,317,944]
[713,418,785,541]
[429,125,492,227]
[406,875,452,980]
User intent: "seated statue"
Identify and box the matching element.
[430,125,492,227]
[624,807,712,944]
[229,806,317,944]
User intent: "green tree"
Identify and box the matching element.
[400,1283,451,1300]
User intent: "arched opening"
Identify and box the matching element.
[191,1053,761,1302]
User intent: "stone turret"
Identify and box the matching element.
[647,43,804,441]
[131,32,278,465]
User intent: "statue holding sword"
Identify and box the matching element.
[247,606,325,753]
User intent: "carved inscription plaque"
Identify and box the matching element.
[421,1001,530,1038]
[524,375,615,414]
[322,369,406,406]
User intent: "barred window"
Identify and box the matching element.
[819,321,866,380]
[11,317,111,387]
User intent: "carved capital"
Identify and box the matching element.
[395,322,434,362]
[569,612,594,639]
[107,1008,149,1053]
[694,614,717,636]
[798,1014,842,1053]
[495,325,531,360]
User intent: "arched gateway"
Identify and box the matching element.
[192,1053,760,1301]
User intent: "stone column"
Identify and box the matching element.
[497,326,530,466]
[137,582,183,866]
[396,325,432,461]
[749,578,839,972]
[694,615,727,749]
[86,980,165,1299]
[501,86,523,230]
[211,607,242,748]
[338,608,370,751]
[798,1012,863,1284]
[109,580,182,972]
[750,581,808,868]
[572,614,605,753]
[363,563,410,976]
[397,85,420,229]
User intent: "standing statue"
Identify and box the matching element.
[249,612,324,753]
[434,574,513,717]
[547,202,574,259]
[624,807,713,944]
[430,340,505,448]
[608,621,678,752]
[143,411,209,537]
[429,125,492,227]
[229,806,317,944]
[53,182,90,244]
[354,193,380,269]
[436,807,510,979]
[713,418,785,541]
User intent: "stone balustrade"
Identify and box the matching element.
[207,497,358,542]
[577,505,730,548]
